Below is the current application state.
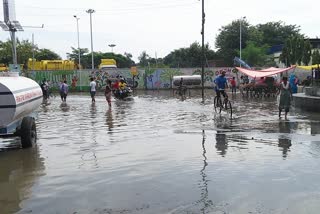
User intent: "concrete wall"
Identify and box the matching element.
[293,93,320,112]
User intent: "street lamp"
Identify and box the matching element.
[108,44,116,52]
[86,9,95,70]
[240,16,246,61]
[73,15,81,70]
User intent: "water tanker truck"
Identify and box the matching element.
[0,73,42,148]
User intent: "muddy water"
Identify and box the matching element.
[1,90,320,214]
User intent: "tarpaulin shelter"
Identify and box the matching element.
[236,66,296,78]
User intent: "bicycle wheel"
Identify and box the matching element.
[214,96,222,113]
[225,100,233,118]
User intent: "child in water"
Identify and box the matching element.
[105,80,112,107]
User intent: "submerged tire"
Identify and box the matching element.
[20,117,37,148]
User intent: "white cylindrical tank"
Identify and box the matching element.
[0,76,42,128]
[172,75,202,88]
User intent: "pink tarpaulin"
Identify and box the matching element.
[236,66,296,78]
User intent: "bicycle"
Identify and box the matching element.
[176,86,187,99]
[214,91,233,118]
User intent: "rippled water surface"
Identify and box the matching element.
[1,90,320,214]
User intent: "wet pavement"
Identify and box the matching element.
[1,90,320,214]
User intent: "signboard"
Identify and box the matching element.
[130,66,138,76]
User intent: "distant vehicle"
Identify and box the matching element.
[172,75,202,88]
[99,59,117,70]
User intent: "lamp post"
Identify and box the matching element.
[108,44,116,52]
[73,15,81,69]
[240,16,246,61]
[86,9,95,70]
[73,15,82,91]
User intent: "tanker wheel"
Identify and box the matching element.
[20,117,37,148]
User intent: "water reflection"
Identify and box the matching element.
[215,132,228,157]
[59,102,70,112]
[197,130,213,213]
[0,146,45,213]
[90,103,97,118]
[105,109,114,133]
[278,121,292,159]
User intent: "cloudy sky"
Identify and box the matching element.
[1,0,319,62]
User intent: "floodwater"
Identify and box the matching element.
[1,90,320,214]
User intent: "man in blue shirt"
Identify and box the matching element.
[214,71,228,98]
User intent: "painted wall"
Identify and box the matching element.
[26,67,239,91]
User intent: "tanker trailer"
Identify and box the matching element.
[0,75,43,148]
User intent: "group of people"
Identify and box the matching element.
[213,71,298,120]
[40,79,68,102]
[90,76,131,107]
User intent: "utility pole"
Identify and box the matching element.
[239,16,246,65]
[86,9,95,70]
[201,0,205,103]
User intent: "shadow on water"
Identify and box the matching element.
[0,146,45,214]
[105,109,114,133]
[60,102,70,112]
[215,131,228,157]
[196,130,214,213]
[278,121,292,159]
[90,103,97,118]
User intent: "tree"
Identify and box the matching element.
[280,35,308,66]
[256,21,300,47]
[0,40,14,65]
[0,38,61,67]
[241,41,268,66]
[67,47,89,68]
[35,48,61,61]
[215,20,302,66]
[215,19,250,66]
[312,49,320,65]
[163,42,217,68]
[138,51,150,67]
[67,48,135,69]
[302,40,312,65]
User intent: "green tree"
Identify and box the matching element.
[215,20,301,66]
[312,49,320,65]
[67,47,89,68]
[256,21,300,47]
[0,39,61,68]
[138,51,150,67]
[164,42,216,68]
[35,48,61,61]
[215,19,250,66]
[241,41,268,66]
[0,40,14,65]
[69,49,135,69]
[302,40,312,65]
[280,35,307,66]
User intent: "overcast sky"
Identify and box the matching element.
[1,0,320,62]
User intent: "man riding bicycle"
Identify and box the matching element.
[214,71,228,98]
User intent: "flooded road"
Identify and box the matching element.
[1,90,320,214]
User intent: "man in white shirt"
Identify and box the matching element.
[89,77,96,103]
